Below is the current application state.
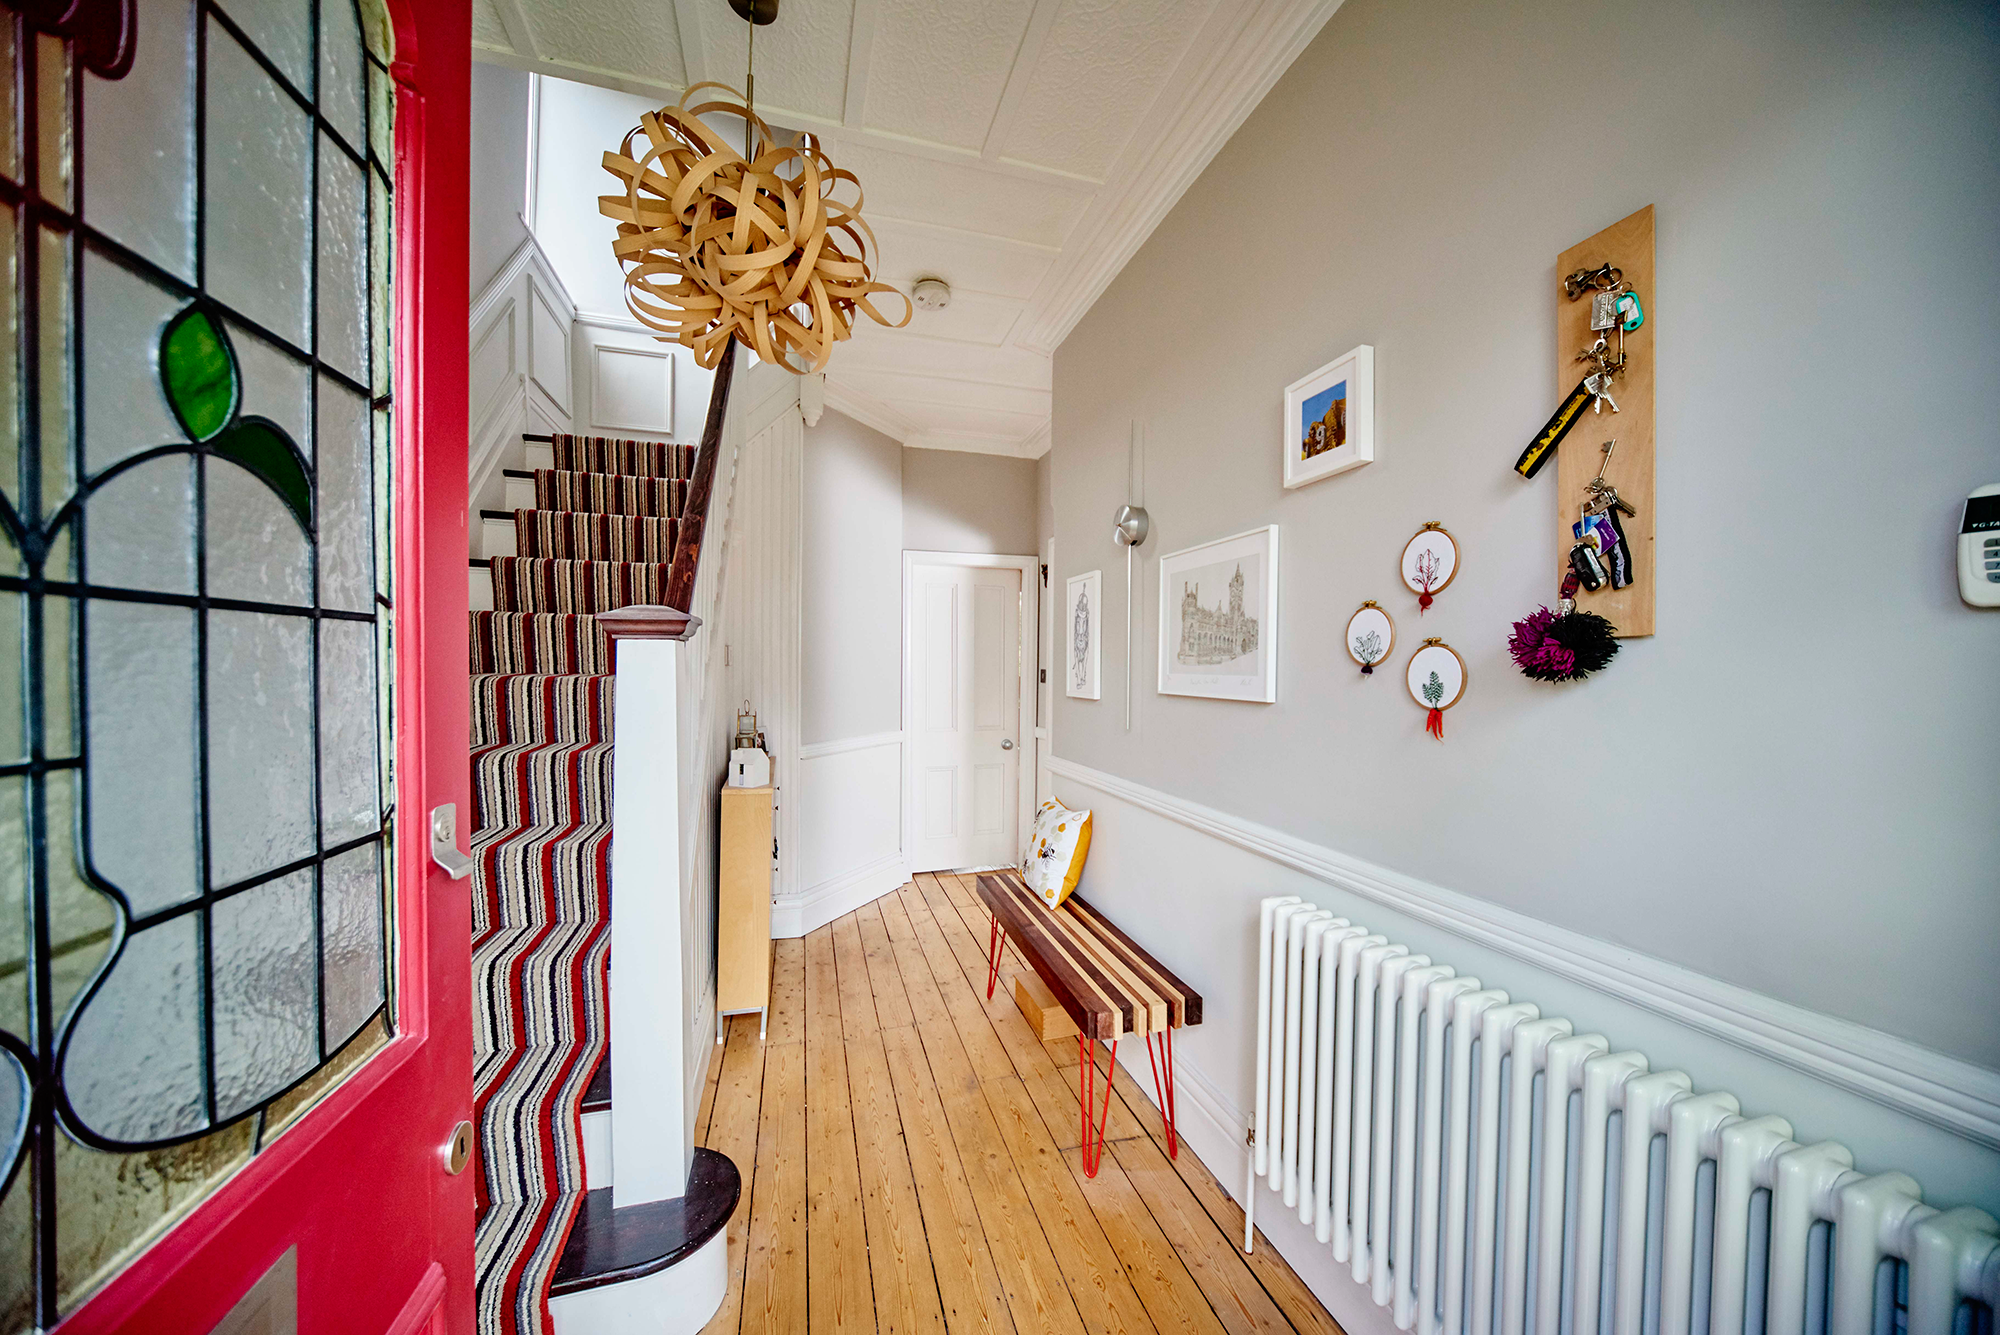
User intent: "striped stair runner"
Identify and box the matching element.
[469,433,697,1335]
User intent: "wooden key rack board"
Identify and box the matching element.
[1556,205,1655,637]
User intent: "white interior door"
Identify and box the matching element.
[908,560,1023,873]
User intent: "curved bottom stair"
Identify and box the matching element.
[547,1147,741,1335]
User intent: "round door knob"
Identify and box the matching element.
[1000,739,1015,750]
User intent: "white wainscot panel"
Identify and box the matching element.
[528,279,571,413]
[781,735,904,938]
[470,303,515,435]
[592,344,674,435]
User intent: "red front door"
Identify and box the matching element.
[18,1,477,1330]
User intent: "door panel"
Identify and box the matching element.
[908,562,1021,872]
[35,1,476,1331]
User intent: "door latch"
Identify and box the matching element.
[430,804,474,881]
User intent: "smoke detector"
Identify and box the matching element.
[912,277,952,312]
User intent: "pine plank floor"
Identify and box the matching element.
[694,873,1345,1335]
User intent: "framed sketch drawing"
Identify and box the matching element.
[1158,526,1279,703]
[1066,570,1102,700]
[1282,344,1375,488]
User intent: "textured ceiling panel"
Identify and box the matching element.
[868,289,1022,346]
[841,327,1051,388]
[703,0,853,123]
[1002,0,1209,179]
[862,0,1037,150]
[837,368,1049,417]
[529,0,690,86]
[866,218,1056,300]
[836,139,1089,249]
[472,0,513,50]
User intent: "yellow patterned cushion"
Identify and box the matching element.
[1022,799,1092,909]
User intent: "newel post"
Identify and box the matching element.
[597,605,702,1207]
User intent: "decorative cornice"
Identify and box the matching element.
[821,379,914,444]
[1045,755,2000,1149]
[598,607,700,641]
[1013,0,1344,356]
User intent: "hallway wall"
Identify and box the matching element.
[1046,0,2000,1323]
[902,448,1041,556]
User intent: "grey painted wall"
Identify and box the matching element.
[903,449,1040,556]
[1051,0,2000,1067]
[468,63,530,298]
[803,410,905,745]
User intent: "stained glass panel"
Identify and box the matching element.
[0,1,397,1323]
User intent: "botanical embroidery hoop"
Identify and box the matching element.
[1405,638,1466,739]
[1345,600,1395,677]
[1400,521,1459,612]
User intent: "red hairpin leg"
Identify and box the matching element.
[1146,1025,1180,1159]
[985,913,1005,1000]
[1088,1031,1120,1175]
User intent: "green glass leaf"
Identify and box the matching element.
[212,418,313,533]
[159,307,240,442]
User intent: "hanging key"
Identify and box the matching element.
[1583,371,1620,414]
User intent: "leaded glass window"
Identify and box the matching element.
[0,0,397,1325]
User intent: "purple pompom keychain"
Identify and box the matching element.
[1509,573,1619,682]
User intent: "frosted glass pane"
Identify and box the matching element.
[0,18,16,184]
[81,0,196,281]
[0,1047,23,1168]
[211,870,316,1118]
[367,60,392,167]
[319,0,365,149]
[40,590,72,761]
[84,456,195,595]
[316,135,366,381]
[320,842,382,1050]
[316,378,372,611]
[62,913,207,1143]
[369,169,390,394]
[318,618,377,845]
[0,778,23,1038]
[0,1171,27,1335]
[44,770,116,1028]
[216,0,311,93]
[372,406,391,601]
[81,251,183,476]
[84,601,199,916]
[35,33,69,210]
[0,593,18,764]
[206,611,314,887]
[227,320,310,448]
[0,205,17,504]
[206,458,309,606]
[204,26,310,347]
[37,225,72,522]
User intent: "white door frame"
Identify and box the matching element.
[901,550,1039,872]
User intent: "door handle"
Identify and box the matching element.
[1001,739,1015,750]
[430,804,475,881]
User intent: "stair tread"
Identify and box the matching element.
[548,1147,739,1296]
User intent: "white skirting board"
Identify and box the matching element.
[770,851,909,939]
[546,1228,727,1335]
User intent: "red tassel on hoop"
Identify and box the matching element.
[1426,707,1444,740]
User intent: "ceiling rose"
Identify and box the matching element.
[599,83,912,375]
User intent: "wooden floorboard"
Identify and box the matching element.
[698,881,1344,1335]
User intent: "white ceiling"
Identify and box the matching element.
[477,0,1341,456]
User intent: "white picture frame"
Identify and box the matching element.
[1158,525,1279,703]
[1282,344,1375,488]
[1065,570,1102,700]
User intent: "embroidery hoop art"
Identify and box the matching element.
[1400,521,1459,612]
[1345,601,1395,677]
[1405,638,1466,739]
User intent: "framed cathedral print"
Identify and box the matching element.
[1067,570,1102,699]
[1282,344,1375,488]
[1158,526,1280,703]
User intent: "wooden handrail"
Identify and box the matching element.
[664,342,737,612]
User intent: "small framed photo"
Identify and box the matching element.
[1282,344,1375,488]
[1066,570,1101,700]
[1158,525,1278,703]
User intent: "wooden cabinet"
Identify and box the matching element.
[717,784,774,1041]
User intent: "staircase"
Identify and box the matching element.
[467,433,697,1335]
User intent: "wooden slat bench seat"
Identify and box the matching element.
[973,871,1202,1175]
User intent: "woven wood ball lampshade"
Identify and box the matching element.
[598,82,912,375]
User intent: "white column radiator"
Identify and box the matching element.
[1247,896,2000,1335]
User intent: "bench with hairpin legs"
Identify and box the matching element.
[973,871,1202,1177]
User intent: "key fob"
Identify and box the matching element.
[1590,292,1620,331]
[1569,542,1608,591]
[1616,292,1643,331]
